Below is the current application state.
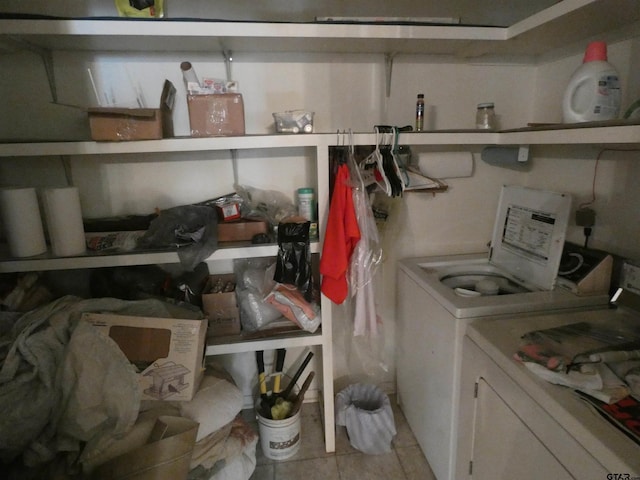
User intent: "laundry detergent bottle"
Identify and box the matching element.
[562,41,621,123]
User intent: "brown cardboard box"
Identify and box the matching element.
[82,312,207,401]
[201,274,241,337]
[94,415,198,480]
[88,79,176,141]
[218,219,269,242]
[187,93,245,137]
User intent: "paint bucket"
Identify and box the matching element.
[256,405,301,460]
[255,372,301,461]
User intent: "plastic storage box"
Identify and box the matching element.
[273,110,314,134]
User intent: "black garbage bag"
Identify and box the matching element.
[274,221,313,301]
[139,205,218,270]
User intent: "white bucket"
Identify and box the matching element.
[256,408,301,460]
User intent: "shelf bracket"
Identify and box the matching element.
[7,35,57,103]
[384,53,396,98]
[223,50,233,82]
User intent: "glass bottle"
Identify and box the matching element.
[476,103,497,130]
[416,94,425,131]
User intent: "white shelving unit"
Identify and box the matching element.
[1,0,639,455]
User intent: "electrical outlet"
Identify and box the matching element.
[575,207,596,227]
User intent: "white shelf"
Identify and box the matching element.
[1,0,638,59]
[205,330,323,356]
[0,242,320,273]
[0,124,638,159]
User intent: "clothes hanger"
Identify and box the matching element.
[359,127,392,195]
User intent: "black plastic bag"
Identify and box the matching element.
[274,221,313,301]
[139,205,218,270]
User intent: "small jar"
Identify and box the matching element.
[475,103,497,130]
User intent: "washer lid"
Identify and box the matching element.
[488,185,572,291]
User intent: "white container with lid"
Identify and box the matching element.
[562,41,621,123]
[297,187,317,238]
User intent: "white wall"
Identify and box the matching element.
[1,32,639,390]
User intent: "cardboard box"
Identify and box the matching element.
[82,312,207,401]
[187,93,245,137]
[202,274,241,337]
[218,219,269,242]
[88,79,176,141]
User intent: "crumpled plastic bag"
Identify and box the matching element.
[234,260,282,332]
[335,383,396,455]
[264,284,320,333]
[234,184,297,228]
[139,205,218,270]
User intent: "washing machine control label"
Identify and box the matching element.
[502,204,555,265]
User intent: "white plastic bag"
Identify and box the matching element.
[335,383,396,455]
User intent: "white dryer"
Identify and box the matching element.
[396,186,611,480]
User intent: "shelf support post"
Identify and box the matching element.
[223,50,233,82]
[7,36,57,103]
[384,53,396,98]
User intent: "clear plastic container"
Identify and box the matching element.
[273,110,315,134]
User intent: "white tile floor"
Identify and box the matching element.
[246,396,436,480]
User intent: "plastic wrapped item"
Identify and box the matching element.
[335,383,396,455]
[234,260,282,332]
[264,284,321,333]
[85,231,145,252]
[139,205,218,270]
[274,221,313,301]
[233,184,297,229]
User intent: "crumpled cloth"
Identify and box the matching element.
[0,295,199,470]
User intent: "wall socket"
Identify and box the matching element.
[576,207,596,227]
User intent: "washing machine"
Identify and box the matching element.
[396,186,612,480]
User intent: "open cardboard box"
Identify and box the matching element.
[82,312,207,401]
[88,79,176,141]
[201,274,241,337]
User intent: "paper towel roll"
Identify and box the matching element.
[417,151,474,179]
[0,187,47,257]
[42,187,86,257]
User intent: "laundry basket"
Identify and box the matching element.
[335,383,396,455]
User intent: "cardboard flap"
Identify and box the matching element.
[88,107,158,119]
[161,79,176,111]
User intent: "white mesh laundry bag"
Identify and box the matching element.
[335,383,396,454]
